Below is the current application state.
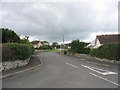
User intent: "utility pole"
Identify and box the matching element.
[63,34,64,50]
[60,33,64,53]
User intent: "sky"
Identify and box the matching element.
[1,0,119,44]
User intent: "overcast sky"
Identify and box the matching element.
[1,0,119,43]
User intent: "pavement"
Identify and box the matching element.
[2,52,119,88]
[60,53,119,68]
[1,52,43,79]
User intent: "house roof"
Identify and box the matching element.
[31,41,40,45]
[96,34,120,44]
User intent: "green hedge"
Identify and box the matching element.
[81,47,90,54]
[67,48,75,55]
[39,45,52,49]
[90,42,120,61]
[3,43,35,61]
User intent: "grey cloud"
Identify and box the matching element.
[1,1,118,43]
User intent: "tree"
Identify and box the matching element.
[20,36,31,44]
[1,28,20,43]
[52,42,59,49]
[70,40,86,53]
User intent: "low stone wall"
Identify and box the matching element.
[0,58,30,71]
[68,53,120,64]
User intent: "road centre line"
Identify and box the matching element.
[81,65,117,75]
[65,62,79,69]
[89,72,120,87]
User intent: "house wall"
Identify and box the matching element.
[32,42,42,48]
[38,42,42,47]
[32,42,49,48]
[94,39,102,48]
[33,45,37,48]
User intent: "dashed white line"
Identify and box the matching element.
[65,62,79,69]
[89,72,120,87]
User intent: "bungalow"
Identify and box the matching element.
[31,40,42,48]
[41,41,49,46]
[87,34,120,49]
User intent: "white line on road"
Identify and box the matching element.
[91,66,117,75]
[81,65,117,75]
[81,59,86,60]
[65,62,79,69]
[89,72,120,87]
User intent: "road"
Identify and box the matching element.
[2,52,119,88]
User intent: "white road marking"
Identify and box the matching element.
[81,65,117,75]
[91,67,117,75]
[89,72,120,86]
[81,59,86,60]
[65,62,79,69]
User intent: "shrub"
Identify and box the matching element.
[3,43,35,61]
[62,50,67,54]
[70,40,85,53]
[67,48,75,55]
[90,42,120,61]
[81,47,90,54]
[90,48,100,57]
[20,38,31,44]
[70,40,89,54]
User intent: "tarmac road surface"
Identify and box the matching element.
[2,52,119,88]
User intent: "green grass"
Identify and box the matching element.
[36,49,60,53]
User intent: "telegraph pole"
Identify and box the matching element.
[60,33,64,53]
[63,34,64,50]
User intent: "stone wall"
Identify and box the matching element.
[0,58,30,71]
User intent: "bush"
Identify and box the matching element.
[62,50,67,54]
[20,38,31,44]
[81,47,90,54]
[3,43,35,61]
[70,40,89,54]
[67,48,75,55]
[70,40,85,53]
[90,42,120,61]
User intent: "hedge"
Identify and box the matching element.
[2,43,35,61]
[90,42,120,61]
[39,45,52,49]
[80,47,90,54]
